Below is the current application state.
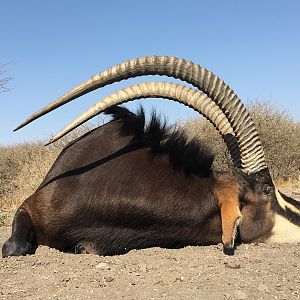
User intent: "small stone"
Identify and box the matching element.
[174,277,184,282]
[275,283,283,291]
[103,276,114,283]
[224,262,241,269]
[138,262,147,272]
[235,290,247,299]
[96,262,110,270]
[257,284,268,292]
[62,277,70,283]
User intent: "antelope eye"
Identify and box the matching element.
[262,185,273,195]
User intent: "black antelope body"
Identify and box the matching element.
[2,57,300,257]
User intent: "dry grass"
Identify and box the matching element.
[0,124,93,209]
[248,103,300,183]
[0,141,60,208]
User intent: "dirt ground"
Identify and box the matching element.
[1,188,300,300]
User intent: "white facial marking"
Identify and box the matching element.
[267,213,300,243]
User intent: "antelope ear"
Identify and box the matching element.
[220,202,242,250]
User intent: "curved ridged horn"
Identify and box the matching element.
[15,56,266,174]
[46,81,241,167]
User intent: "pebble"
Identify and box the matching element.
[96,262,111,270]
[235,290,247,299]
[224,262,241,269]
[257,284,268,292]
[222,292,231,299]
[103,276,114,283]
[174,277,184,282]
[138,262,147,272]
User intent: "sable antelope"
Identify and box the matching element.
[2,57,300,257]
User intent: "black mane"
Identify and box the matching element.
[105,106,214,177]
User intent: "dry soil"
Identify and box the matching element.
[0,188,299,300]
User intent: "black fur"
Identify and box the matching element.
[105,106,214,177]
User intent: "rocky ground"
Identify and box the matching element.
[0,188,299,300]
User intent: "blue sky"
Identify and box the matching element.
[1,0,300,145]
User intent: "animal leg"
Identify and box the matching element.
[2,207,37,257]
